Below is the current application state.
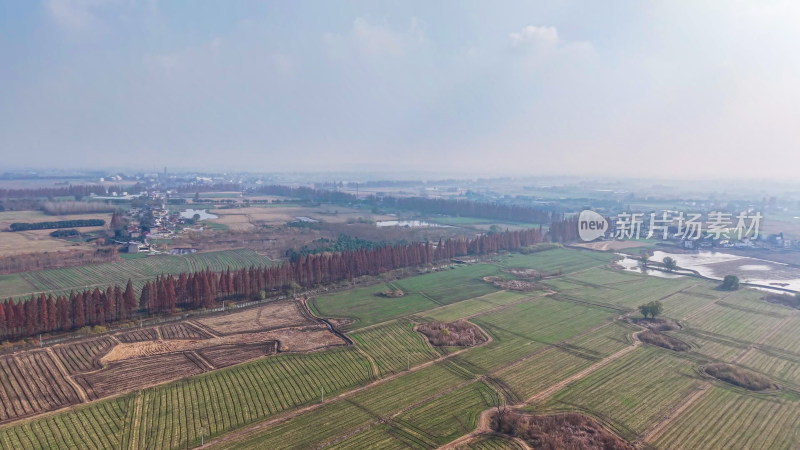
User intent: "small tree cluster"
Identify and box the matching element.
[638,301,663,319]
[719,275,740,291]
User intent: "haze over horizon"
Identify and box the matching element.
[1,1,799,179]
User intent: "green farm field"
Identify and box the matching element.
[0,248,273,300]
[1,247,798,449]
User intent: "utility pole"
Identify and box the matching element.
[39,334,42,348]
[321,386,324,402]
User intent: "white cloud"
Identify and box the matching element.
[510,25,559,48]
[47,0,104,30]
[324,17,424,58]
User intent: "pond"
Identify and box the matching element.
[618,250,800,291]
[180,209,218,220]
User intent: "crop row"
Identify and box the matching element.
[417,290,531,323]
[684,303,785,343]
[0,347,374,449]
[350,319,439,376]
[232,362,472,449]
[0,352,80,423]
[544,347,704,441]
[652,386,800,449]
[133,347,373,449]
[461,298,617,373]
[0,395,132,449]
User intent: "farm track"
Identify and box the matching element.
[45,348,88,404]
[213,310,629,449]
[189,351,216,371]
[354,348,380,379]
[128,392,144,450]
[202,340,483,449]
[441,325,645,449]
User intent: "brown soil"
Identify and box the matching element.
[493,411,634,450]
[638,330,690,352]
[704,363,778,391]
[196,300,316,335]
[101,325,343,363]
[484,276,546,292]
[417,321,488,347]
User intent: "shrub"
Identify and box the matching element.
[417,321,487,347]
[638,330,690,351]
[719,275,740,291]
[705,364,777,391]
[492,411,634,450]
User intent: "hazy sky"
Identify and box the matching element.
[1,1,799,178]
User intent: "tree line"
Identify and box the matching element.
[253,184,561,224]
[0,228,542,341]
[0,184,139,200]
[9,219,106,232]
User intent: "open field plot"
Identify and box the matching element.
[135,347,373,449]
[538,347,705,442]
[395,381,493,445]
[392,264,502,305]
[116,327,159,343]
[678,331,745,362]
[196,299,315,335]
[0,347,373,450]
[457,297,619,373]
[328,381,493,449]
[226,362,472,449]
[53,336,116,374]
[350,319,440,376]
[650,386,800,449]
[208,205,394,231]
[0,248,273,299]
[658,290,720,320]
[75,352,207,400]
[738,349,800,386]
[417,290,532,322]
[0,395,133,449]
[0,211,111,256]
[159,322,212,340]
[199,342,278,368]
[0,351,81,423]
[453,433,526,450]
[548,271,697,310]
[759,315,800,353]
[310,283,439,330]
[683,302,787,343]
[0,299,345,431]
[497,248,618,274]
[495,321,635,401]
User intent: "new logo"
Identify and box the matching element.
[578,210,608,241]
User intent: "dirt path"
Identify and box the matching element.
[190,351,216,371]
[640,382,710,446]
[441,327,644,450]
[155,326,163,340]
[202,336,485,449]
[45,348,88,403]
[128,391,144,449]
[641,309,797,445]
[355,348,380,379]
[526,330,643,405]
